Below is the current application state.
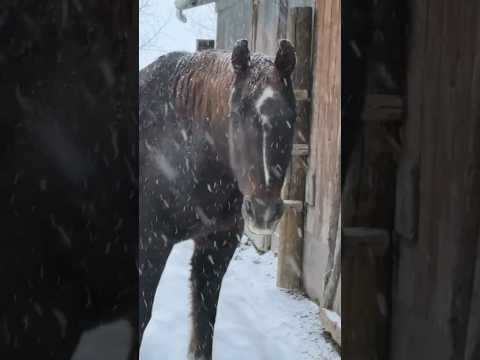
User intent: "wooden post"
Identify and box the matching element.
[277,7,313,290]
[196,39,215,51]
[301,0,341,310]
[343,227,390,360]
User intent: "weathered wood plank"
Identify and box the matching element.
[323,212,341,309]
[343,227,390,360]
[465,240,480,360]
[362,94,403,122]
[390,1,480,359]
[277,6,313,290]
[320,307,341,346]
[302,0,340,308]
[216,0,252,50]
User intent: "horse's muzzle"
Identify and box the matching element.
[241,197,284,251]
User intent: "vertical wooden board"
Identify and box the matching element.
[253,0,279,56]
[334,275,341,314]
[250,0,289,56]
[277,6,312,290]
[302,0,340,304]
[343,228,390,360]
[277,206,304,289]
[216,0,252,50]
[342,122,398,228]
[390,0,480,359]
[465,242,480,360]
[288,7,313,90]
[465,4,480,358]
[276,0,289,41]
[323,213,341,309]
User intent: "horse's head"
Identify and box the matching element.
[228,39,296,236]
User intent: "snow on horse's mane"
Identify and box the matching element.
[171,50,281,123]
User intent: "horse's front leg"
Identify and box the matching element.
[139,236,173,341]
[189,230,239,360]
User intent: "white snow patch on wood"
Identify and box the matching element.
[320,308,341,346]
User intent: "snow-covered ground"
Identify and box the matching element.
[140,239,339,360]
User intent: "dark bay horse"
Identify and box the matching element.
[139,39,297,359]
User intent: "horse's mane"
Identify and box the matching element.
[171,51,279,124]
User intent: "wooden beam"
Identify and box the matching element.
[277,6,313,290]
[362,94,403,122]
[283,199,304,210]
[291,143,309,156]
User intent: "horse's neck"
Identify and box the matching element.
[173,54,235,168]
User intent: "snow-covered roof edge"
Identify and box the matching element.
[175,0,216,22]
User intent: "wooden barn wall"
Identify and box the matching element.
[390,0,480,359]
[302,0,341,312]
[215,0,288,54]
[251,0,288,57]
[215,0,252,50]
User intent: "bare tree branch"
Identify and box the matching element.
[139,1,172,51]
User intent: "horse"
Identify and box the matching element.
[139,39,297,359]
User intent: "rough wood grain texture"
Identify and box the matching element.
[320,307,341,346]
[323,212,341,309]
[342,0,405,228]
[341,120,399,228]
[251,0,289,57]
[362,94,403,123]
[390,1,480,359]
[216,0,252,50]
[343,227,390,360]
[277,6,313,290]
[465,241,480,360]
[302,0,340,311]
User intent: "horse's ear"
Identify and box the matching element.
[231,39,251,74]
[274,39,296,79]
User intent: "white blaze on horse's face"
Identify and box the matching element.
[229,39,297,239]
[255,86,277,187]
